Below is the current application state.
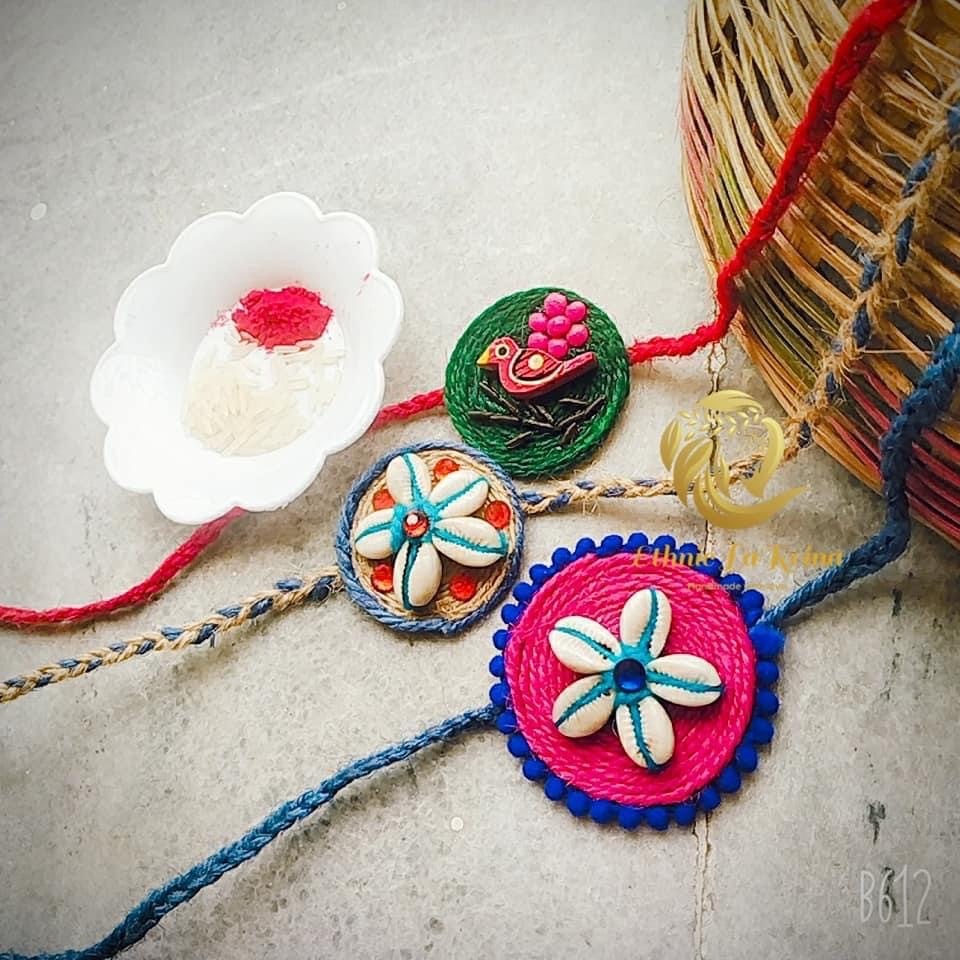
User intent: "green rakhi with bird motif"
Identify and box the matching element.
[445,288,630,477]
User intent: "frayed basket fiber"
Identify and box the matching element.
[681,0,960,547]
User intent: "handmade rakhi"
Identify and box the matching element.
[0,443,671,707]
[490,534,769,826]
[444,288,630,477]
[3,314,958,959]
[3,2,956,958]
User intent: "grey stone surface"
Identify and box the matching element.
[0,1,957,958]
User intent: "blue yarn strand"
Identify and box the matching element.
[763,318,960,628]
[0,705,497,960]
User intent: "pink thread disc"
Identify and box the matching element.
[504,549,756,807]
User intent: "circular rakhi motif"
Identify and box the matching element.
[445,288,629,478]
[337,442,525,635]
[489,533,783,828]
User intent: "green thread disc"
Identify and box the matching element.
[445,288,629,478]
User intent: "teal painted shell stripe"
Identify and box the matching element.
[645,669,722,695]
[355,521,392,541]
[553,624,617,662]
[431,526,507,556]
[636,590,661,658]
[402,453,426,502]
[556,677,611,727]
[431,476,488,515]
[400,541,418,609]
[626,700,661,771]
[612,687,652,710]
[356,517,404,554]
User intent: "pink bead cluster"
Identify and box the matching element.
[527,292,589,360]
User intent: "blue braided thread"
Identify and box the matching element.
[0,704,497,960]
[1,576,335,695]
[518,479,647,509]
[764,319,960,628]
[335,440,525,635]
[853,101,958,348]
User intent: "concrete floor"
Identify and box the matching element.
[1,1,958,958]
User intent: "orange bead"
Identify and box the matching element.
[371,563,394,593]
[449,573,477,601]
[372,488,395,510]
[433,457,460,480]
[402,511,430,538]
[484,500,511,529]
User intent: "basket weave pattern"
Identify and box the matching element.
[681,0,960,546]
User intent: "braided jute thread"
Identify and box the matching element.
[0,466,793,705]
[5,318,958,960]
[0,570,341,705]
[518,463,763,514]
[505,551,755,806]
[1,463,772,707]
[779,88,960,461]
[2,470,706,705]
[0,705,496,960]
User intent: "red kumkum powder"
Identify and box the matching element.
[232,285,333,349]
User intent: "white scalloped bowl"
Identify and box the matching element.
[90,193,403,524]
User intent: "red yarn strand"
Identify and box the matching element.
[0,508,243,627]
[626,0,916,365]
[373,387,446,427]
[0,0,911,629]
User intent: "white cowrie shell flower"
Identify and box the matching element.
[550,589,723,769]
[353,452,509,609]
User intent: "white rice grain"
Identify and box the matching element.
[182,316,346,456]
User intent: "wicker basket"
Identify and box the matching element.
[681,0,960,547]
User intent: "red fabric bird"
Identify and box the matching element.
[476,336,598,399]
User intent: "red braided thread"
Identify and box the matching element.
[0,0,910,629]
[505,552,755,805]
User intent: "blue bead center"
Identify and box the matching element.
[613,657,647,693]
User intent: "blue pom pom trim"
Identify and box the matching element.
[487,531,784,830]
